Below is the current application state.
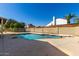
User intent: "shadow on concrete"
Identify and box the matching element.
[0,34,68,56]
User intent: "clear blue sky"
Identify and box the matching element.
[0,3,79,26]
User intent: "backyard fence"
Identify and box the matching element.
[26,26,79,36]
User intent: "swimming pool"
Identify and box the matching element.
[17,34,62,40]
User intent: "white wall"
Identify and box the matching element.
[46,18,67,26]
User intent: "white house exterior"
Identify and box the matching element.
[46,16,67,26]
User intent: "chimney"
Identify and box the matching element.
[53,16,56,25]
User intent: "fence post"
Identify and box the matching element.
[42,27,43,34]
[57,27,59,34]
[34,27,35,32]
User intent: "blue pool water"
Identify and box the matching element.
[17,34,62,40]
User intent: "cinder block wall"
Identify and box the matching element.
[58,27,76,35]
[26,26,79,36]
[75,27,79,36]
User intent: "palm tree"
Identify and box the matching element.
[65,13,75,24]
[75,17,79,24]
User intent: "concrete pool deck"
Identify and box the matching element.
[39,36,79,56]
[0,34,67,56]
[0,33,79,56]
[0,32,28,34]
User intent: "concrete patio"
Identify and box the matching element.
[39,36,79,56]
[0,34,67,56]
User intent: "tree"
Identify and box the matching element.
[28,24,35,27]
[13,22,25,32]
[65,13,75,24]
[0,17,7,24]
[75,17,79,24]
[8,19,17,24]
[13,22,25,28]
[4,19,17,28]
[10,23,14,28]
[19,22,25,28]
[14,23,20,28]
[0,17,26,32]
